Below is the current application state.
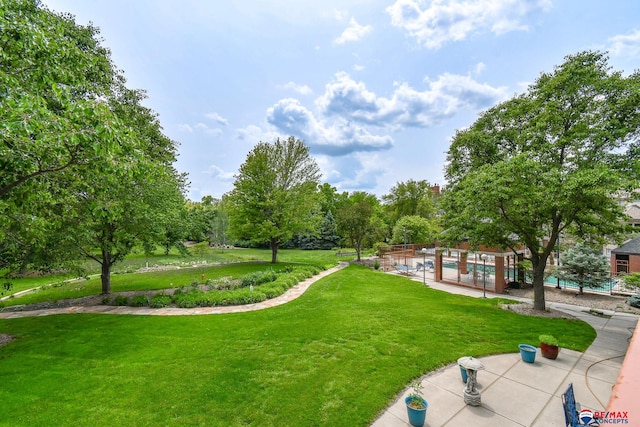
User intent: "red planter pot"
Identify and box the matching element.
[540,342,559,359]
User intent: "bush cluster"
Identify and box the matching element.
[106,265,324,309]
[240,269,278,287]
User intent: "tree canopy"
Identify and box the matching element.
[441,51,640,310]
[382,179,437,225]
[227,136,321,263]
[335,192,380,261]
[1,0,127,270]
[1,1,187,291]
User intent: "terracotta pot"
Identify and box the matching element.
[540,342,559,359]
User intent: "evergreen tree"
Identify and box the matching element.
[556,242,610,294]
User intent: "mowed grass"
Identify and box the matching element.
[0,265,596,427]
[1,247,342,302]
[1,262,304,307]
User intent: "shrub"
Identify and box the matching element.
[241,270,278,287]
[629,294,640,309]
[261,284,284,299]
[114,295,129,306]
[150,294,172,308]
[131,295,149,307]
[101,296,111,305]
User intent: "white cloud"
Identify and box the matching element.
[195,122,223,137]
[279,81,313,95]
[204,164,235,180]
[608,29,640,58]
[353,64,365,71]
[262,70,507,157]
[386,0,552,49]
[265,98,394,156]
[178,123,194,133]
[334,17,373,44]
[473,62,486,75]
[316,71,508,128]
[235,124,282,143]
[205,112,229,126]
[316,153,389,191]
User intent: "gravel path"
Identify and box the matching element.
[507,286,640,315]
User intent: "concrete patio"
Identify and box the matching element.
[371,278,638,426]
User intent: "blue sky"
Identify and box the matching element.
[42,0,640,201]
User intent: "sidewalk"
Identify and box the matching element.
[371,275,638,426]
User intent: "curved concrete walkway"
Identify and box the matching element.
[371,275,638,427]
[0,263,348,319]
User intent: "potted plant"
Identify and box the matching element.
[539,334,560,359]
[405,380,428,427]
[518,343,537,363]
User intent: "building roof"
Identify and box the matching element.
[612,237,640,255]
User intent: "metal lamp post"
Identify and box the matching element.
[480,253,487,298]
[403,226,407,266]
[556,234,562,289]
[421,247,428,286]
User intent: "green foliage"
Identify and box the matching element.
[130,295,149,307]
[382,179,437,224]
[0,1,187,294]
[335,192,379,261]
[240,269,278,287]
[113,295,129,306]
[390,215,440,245]
[406,381,426,409]
[556,242,610,294]
[149,294,172,308]
[621,272,640,290]
[441,51,640,310]
[0,0,125,272]
[227,136,321,263]
[539,334,559,346]
[628,294,640,309]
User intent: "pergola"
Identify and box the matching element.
[434,242,526,295]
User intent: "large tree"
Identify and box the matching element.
[335,192,380,261]
[48,87,186,294]
[441,51,640,310]
[227,136,321,263]
[382,179,437,224]
[390,215,440,246]
[0,0,125,271]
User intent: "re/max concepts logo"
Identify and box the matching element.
[579,409,630,425]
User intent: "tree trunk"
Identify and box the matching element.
[531,256,548,311]
[270,238,278,264]
[356,238,362,261]
[100,259,111,294]
[100,250,112,294]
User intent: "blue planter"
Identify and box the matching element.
[519,344,537,363]
[405,397,428,427]
[459,365,468,383]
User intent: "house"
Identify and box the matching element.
[611,237,640,275]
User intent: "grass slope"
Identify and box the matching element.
[0,265,595,426]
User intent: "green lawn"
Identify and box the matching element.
[1,262,305,307]
[1,248,342,297]
[0,265,595,426]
